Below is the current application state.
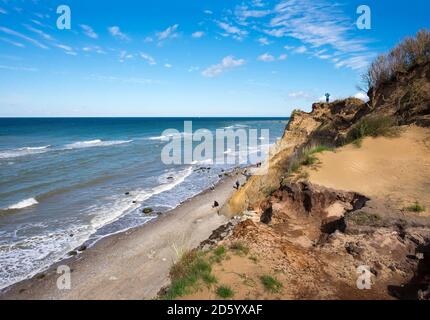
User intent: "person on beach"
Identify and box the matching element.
[325,93,330,103]
[234,180,240,190]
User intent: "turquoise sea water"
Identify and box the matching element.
[0,117,288,289]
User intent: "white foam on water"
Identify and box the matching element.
[0,145,50,159]
[64,139,132,150]
[5,198,39,210]
[89,166,193,231]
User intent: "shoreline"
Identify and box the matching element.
[0,167,249,300]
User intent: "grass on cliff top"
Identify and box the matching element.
[260,275,283,293]
[345,115,400,147]
[288,145,334,176]
[230,241,250,256]
[162,250,217,300]
[404,201,426,213]
[216,285,235,299]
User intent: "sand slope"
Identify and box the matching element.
[306,126,430,214]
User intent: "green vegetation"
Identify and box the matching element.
[405,201,426,213]
[213,245,226,257]
[230,241,250,256]
[345,115,400,147]
[249,255,258,263]
[364,29,430,90]
[291,109,302,117]
[216,285,234,299]
[260,275,283,293]
[347,211,381,226]
[288,145,333,176]
[163,250,216,300]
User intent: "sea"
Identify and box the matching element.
[0,117,288,289]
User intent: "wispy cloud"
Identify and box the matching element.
[192,31,205,38]
[82,46,106,54]
[258,52,287,62]
[24,24,54,41]
[55,44,77,56]
[140,52,156,65]
[108,26,129,41]
[288,91,313,99]
[0,37,25,48]
[217,21,248,40]
[80,24,98,39]
[157,24,179,41]
[0,26,48,49]
[0,7,7,15]
[0,64,38,72]
[202,56,245,77]
[119,50,134,63]
[204,10,213,15]
[258,37,270,45]
[258,53,275,62]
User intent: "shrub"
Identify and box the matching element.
[216,285,234,299]
[364,29,430,90]
[260,275,283,293]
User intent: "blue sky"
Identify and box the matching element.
[0,0,429,117]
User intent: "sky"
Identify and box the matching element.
[0,0,429,117]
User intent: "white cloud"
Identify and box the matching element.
[235,5,271,22]
[80,24,98,39]
[24,25,54,41]
[258,53,275,62]
[202,55,245,77]
[108,26,129,40]
[294,45,307,54]
[335,54,374,70]
[192,31,205,38]
[353,92,369,102]
[144,36,153,43]
[217,21,248,40]
[0,37,25,48]
[164,63,172,68]
[119,51,134,63]
[288,91,313,99]
[0,26,48,49]
[140,52,156,65]
[278,53,288,60]
[204,10,213,15]
[157,24,179,41]
[237,0,374,70]
[82,46,106,54]
[55,44,78,56]
[258,37,270,45]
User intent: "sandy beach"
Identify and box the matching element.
[0,169,247,300]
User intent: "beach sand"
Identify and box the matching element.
[0,169,247,300]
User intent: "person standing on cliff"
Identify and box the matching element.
[325,93,330,103]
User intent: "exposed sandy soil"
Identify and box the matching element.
[0,170,247,300]
[178,127,430,300]
[305,126,430,215]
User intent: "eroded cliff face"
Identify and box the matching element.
[222,62,430,217]
[209,61,430,300]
